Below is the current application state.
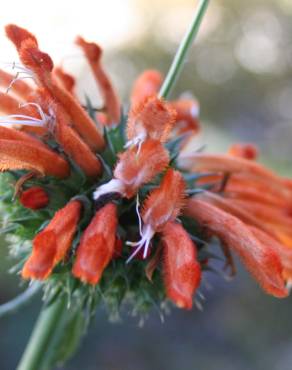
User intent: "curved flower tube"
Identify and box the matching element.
[162,221,201,309]
[22,200,82,280]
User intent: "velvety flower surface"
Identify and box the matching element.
[0,24,292,333]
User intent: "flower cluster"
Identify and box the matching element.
[1,23,292,327]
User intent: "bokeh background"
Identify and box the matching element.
[1,0,292,369]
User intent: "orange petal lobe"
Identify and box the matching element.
[142,169,186,231]
[114,139,169,198]
[76,36,121,125]
[72,203,118,285]
[130,69,163,107]
[22,200,81,280]
[186,198,288,298]
[127,95,177,143]
[162,222,201,310]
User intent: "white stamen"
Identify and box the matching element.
[126,224,154,263]
[190,104,200,118]
[136,193,142,236]
[0,103,53,128]
[93,179,125,201]
[3,62,36,94]
[124,131,147,153]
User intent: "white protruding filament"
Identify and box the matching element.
[0,102,53,128]
[124,132,146,155]
[93,179,125,201]
[136,193,142,236]
[4,62,36,93]
[126,223,155,263]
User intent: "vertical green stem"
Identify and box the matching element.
[17,297,67,370]
[159,0,210,99]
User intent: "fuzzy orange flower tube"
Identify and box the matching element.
[1,1,291,370]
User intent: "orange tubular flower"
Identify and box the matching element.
[126,95,177,147]
[0,91,26,114]
[19,186,49,210]
[0,133,70,178]
[72,203,118,285]
[227,143,258,160]
[50,101,102,178]
[22,200,82,280]
[53,67,75,94]
[249,226,292,283]
[162,221,201,309]
[186,198,288,298]
[0,126,44,145]
[5,25,105,152]
[142,169,185,230]
[94,139,169,201]
[130,69,163,107]
[170,99,200,136]
[193,191,279,239]
[127,169,185,261]
[114,139,169,196]
[179,152,291,195]
[76,36,121,125]
[5,24,37,50]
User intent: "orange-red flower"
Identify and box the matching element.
[130,69,163,107]
[126,95,177,146]
[186,197,288,297]
[76,36,121,125]
[72,203,118,285]
[53,67,76,95]
[162,221,201,309]
[127,168,185,261]
[22,200,82,280]
[0,128,70,178]
[5,24,105,151]
[227,143,258,160]
[94,139,169,200]
[142,168,185,231]
[170,99,200,137]
[19,186,49,210]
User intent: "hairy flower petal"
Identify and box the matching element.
[127,95,177,144]
[0,139,70,178]
[114,139,169,198]
[8,26,104,151]
[72,203,118,285]
[171,99,200,136]
[162,222,201,309]
[53,67,75,94]
[22,200,81,279]
[186,198,288,297]
[130,69,163,107]
[142,168,186,231]
[76,36,121,125]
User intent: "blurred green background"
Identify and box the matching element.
[1,0,292,369]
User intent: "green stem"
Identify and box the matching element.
[17,296,67,370]
[159,0,210,99]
